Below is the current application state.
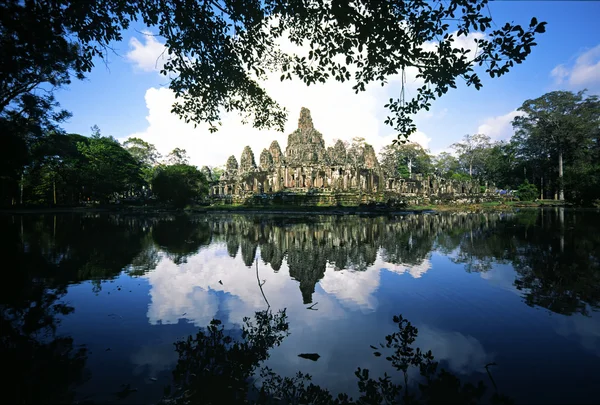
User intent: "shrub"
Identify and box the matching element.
[516,180,538,201]
[450,172,471,181]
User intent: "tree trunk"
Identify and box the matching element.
[20,172,24,205]
[559,207,565,253]
[408,157,412,175]
[558,151,564,201]
[53,180,57,205]
[540,177,543,200]
[469,162,472,177]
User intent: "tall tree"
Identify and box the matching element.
[451,133,491,177]
[166,148,190,165]
[347,137,366,166]
[1,0,546,140]
[478,141,518,189]
[76,135,144,203]
[380,142,432,177]
[432,152,460,179]
[512,91,599,201]
[123,137,161,187]
[123,137,161,167]
[23,133,88,205]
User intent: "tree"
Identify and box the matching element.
[380,142,432,178]
[451,133,491,177]
[512,90,599,201]
[0,88,72,205]
[1,0,546,140]
[210,166,225,181]
[347,137,366,166]
[123,137,161,187]
[123,137,161,167]
[152,164,208,208]
[432,152,460,178]
[166,148,190,165]
[77,135,144,203]
[22,133,88,205]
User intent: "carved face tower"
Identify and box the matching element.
[285,107,327,166]
[298,107,313,133]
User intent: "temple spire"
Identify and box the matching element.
[298,107,314,132]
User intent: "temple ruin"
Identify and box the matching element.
[205,107,486,205]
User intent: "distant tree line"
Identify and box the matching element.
[379,90,600,204]
[0,124,213,208]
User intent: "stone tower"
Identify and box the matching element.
[285,107,327,166]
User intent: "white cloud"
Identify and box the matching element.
[553,310,600,358]
[476,110,523,141]
[550,44,600,93]
[122,31,486,167]
[416,325,492,375]
[125,31,168,73]
[419,107,449,121]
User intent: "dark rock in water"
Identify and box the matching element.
[298,353,320,361]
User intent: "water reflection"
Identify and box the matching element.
[0,217,89,404]
[2,209,599,404]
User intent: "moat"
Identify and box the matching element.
[3,209,599,404]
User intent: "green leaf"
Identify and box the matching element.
[535,22,547,34]
[530,17,538,27]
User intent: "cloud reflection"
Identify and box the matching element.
[141,241,490,389]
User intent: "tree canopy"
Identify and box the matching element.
[152,163,208,208]
[1,0,545,140]
[380,142,432,178]
[512,90,600,201]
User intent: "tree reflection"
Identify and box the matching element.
[0,218,89,404]
[5,208,599,341]
[162,311,511,405]
[444,209,600,316]
[510,209,600,316]
[6,214,154,283]
[163,309,290,404]
[152,216,212,264]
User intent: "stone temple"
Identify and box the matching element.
[205,107,485,205]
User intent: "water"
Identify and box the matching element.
[2,209,599,404]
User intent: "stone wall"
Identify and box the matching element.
[210,108,491,206]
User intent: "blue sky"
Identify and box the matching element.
[56,1,600,168]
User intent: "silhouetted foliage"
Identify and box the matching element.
[162,312,512,405]
[1,0,545,140]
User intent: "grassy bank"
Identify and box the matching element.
[1,199,577,215]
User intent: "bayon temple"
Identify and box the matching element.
[202,108,486,205]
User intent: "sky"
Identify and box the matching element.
[55,1,600,169]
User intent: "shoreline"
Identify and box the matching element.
[0,201,576,216]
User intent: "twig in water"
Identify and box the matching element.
[256,258,270,309]
[485,362,498,392]
[306,302,319,310]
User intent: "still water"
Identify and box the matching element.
[2,209,599,404]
